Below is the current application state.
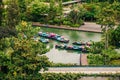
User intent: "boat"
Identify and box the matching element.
[39,38,49,43]
[72,41,85,45]
[55,44,87,52]
[72,41,92,46]
[38,32,69,43]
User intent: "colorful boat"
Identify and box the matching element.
[38,32,69,43]
[72,41,92,46]
[55,44,88,52]
[32,36,49,43]
[39,38,49,43]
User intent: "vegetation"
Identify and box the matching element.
[40,73,120,80]
[50,63,78,67]
[87,1,120,66]
[0,0,3,26]
[0,21,51,79]
[0,0,120,79]
[109,25,120,47]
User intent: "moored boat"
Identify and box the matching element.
[39,38,49,43]
[55,44,88,52]
[38,32,69,43]
[72,41,92,46]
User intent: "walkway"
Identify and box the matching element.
[79,22,102,33]
[32,22,102,33]
[40,67,120,74]
[81,54,88,65]
[62,0,83,6]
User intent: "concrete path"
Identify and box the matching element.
[32,22,102,33]
[81,54,88,65]
[79,22,102,33]
[40,67,120,74]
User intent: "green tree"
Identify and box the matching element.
[97,5,115,50]
[109,25,120,47]
[0,0,3,26]
[0,22,51,79]
[88,41,104,54]
[26,0,49,22]
[48,0,57,20]
[18,0,27,20]
[6,0,20,29]
[67,5,85,27]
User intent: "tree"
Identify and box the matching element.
[109,25,120,47]
[88,41,105,54]
[18,0,27,20]
[0,22,51,79]
[48,0,57,20]
[97,5,115,50]
[26,0,49,22]
[6,0,20,29]
[67,5,86,27]
[0,0,3,26]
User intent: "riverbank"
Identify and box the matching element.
[32,22,102,33]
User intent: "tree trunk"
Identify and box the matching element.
[105,26,108,50]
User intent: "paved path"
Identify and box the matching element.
[79,22,102,33]
[62,0,82,6]
[40,67,120,74]
[81,54,88,65]
[32,22,102,33]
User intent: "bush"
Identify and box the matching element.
[63,21,71,25]
[26,1,49,22]
[50,63,78,67]
[0,26,17,38]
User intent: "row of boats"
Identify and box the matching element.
[35,32,92,52]
[38,32,92,45]
[38,32,69,43]
[55,44,90,52]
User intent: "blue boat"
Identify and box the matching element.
[72,41,92,46]
[55,44,87,52]
[39,38,49,43]
[38,32,69,43]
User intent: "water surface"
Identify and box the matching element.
[40,27,101,65]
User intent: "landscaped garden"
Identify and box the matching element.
[0,0,120,79]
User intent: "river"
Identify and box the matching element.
[40,27,101,65]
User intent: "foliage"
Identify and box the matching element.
[0,21,51,79]
[50,63,78,67]
[26,0,49,22]
[0,26,17,39]
[97,3,116,49]
[88,41,105,54]
[0,0,3,26]
[6,0,20,28]
[48,0,57,20]
[85,0,120,3]
[109,25,120,47]
[65,5,85,27]
[18,0,27,20]
[87,54,104,65]
[88,47,120,66]
[16,21,40,39]
[40,73,120,80]
[62,0,72,2]
[83,3,100,21]
[41,73,81,80]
